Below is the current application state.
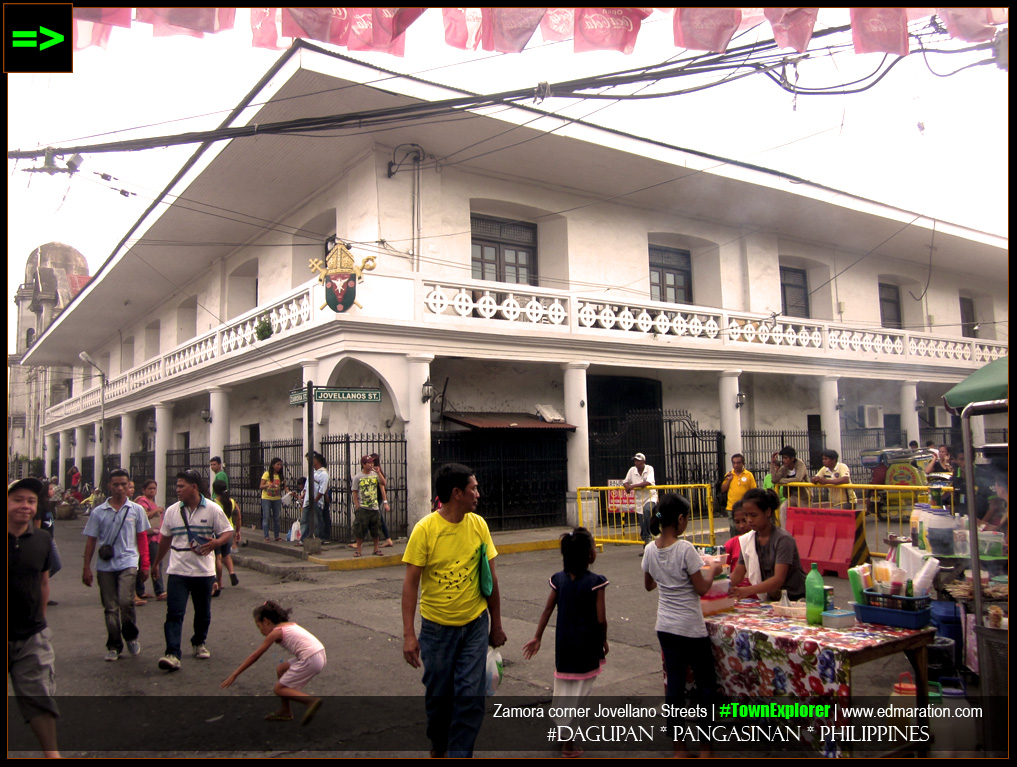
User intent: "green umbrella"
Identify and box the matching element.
[943,356,1008,412]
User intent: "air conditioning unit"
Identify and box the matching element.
[857,404,884,429]
[929,406,952,428]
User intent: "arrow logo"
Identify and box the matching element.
[12,26,65,51]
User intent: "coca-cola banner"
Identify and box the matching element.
[482,8,547,53]
[69,8,1007,55]
[573,7,652,54]
[763,7,819,53]
[442,7,484,50]
[849,7,910,56]
[673,7,742,52]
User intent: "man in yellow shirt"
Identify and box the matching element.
[401,463,507,758]
[721,453,756,512]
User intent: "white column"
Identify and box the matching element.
[45,433,57,479]
[405,354,434,528]
[59,430,72,481]
[208,387,230,462]
[93,418,104,488]
[74,425,88,484]
[820,376,842,456]
[718,370,743,459]
[899,380,921,448]
[120,413,136,472]
[562,362,590,491]
[154,403,173,506]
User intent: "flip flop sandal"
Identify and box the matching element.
[372,550,383,556]
[265,712,293,722]
[353,552,362,557]
[301,699,323,726]
[212,586,221,598]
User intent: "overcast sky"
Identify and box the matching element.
[7,9,1008,355]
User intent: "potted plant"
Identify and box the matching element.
[255,314,273,341]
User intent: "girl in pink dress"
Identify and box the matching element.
[221,600,326,725]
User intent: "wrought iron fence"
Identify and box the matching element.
[164,447,210,507]
[841,429,909,482]
[740,429,820,484]
[431,429,568,531]
[320,433,408,544]
[223,439,306,537]
[130,451,156,489]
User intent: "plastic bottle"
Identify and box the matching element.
[805,563,825,625]
[780,589,791,607]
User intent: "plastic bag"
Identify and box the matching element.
[485,648,503,697]
[288,520,301,542]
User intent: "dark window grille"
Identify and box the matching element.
[649,246,693,304]
[879,283,903,329]
[739,430,819,483]
[959,296,978,338]
[164,447,210,508]
[780,266,810,318]
[471,215,537,286]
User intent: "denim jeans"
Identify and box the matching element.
[163,574,215,658]
[262,498,282,539]
[300,503,324,540]
[639,501,657,543]
[97,568,139,652]
[418,611,489,757]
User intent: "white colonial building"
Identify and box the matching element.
[21,43,1008,534]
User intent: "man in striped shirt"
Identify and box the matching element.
[151,470,233,671]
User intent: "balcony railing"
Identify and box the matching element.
[46,276,1006,422]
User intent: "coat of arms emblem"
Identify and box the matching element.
[309,238,376,313]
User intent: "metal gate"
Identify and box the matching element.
[164,447,210,507]
[590,409,723,489]
[431,430,568,531]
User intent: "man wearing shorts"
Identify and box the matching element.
[352,455,387,557]
[8,477,60,757]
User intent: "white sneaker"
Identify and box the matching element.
[104,649,120,662]
[127,640,141,656]
[158,654,181,671]
[192,644,211,660]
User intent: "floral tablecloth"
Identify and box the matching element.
[704,601,926,698]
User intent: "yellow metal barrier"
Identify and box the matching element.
[783,482,933,559]
[577,484,716,548]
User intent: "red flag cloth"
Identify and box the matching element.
[347,8,409,55]
[480,8,546,53]
[387,7,426,39]
[281,8,336,43]
[136,8,236,37]
[72,8,132,28]
[251,8,289,49]
[673,7,741,52]
[849,7,909,56]
[574,7,651,54]
[937,7,997,43]
[442,7,484,50]
[72,19,114,50]
[541,7,574,42]
[764,7,819,53]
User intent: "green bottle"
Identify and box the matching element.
[805,563,825,625]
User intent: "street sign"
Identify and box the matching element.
[289,387,381,405]
[314,387,381,403]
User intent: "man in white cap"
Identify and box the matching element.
[623,452,658,546]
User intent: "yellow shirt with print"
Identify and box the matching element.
[726,469,757,510]
[403,511,497,626]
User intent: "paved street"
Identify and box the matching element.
[10,517,916,758]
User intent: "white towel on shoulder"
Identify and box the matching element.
[738,530,765,598]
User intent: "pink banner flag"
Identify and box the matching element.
[282,7,335,42]
[136,8,236,37]
[540,7,574,42]
[574,7,651,54]
[764,7,819,53]
[482,8,546,53]
[72,8,132,28]
[442,7,483,50]
[937,7,997,43]
[673,7,741,52]
[346,8,416,55]
[72,19,114,50]
[250,8,289,49]
[850,7,909,56]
